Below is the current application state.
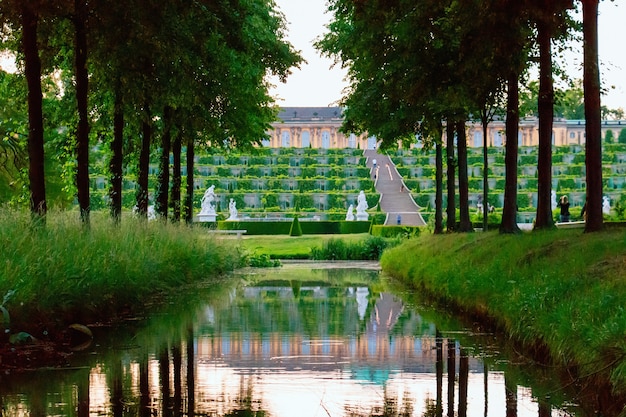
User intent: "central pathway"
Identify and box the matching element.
[364,149,426,226]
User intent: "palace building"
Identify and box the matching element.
[267,106,626,149]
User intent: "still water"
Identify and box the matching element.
[0,262,591,416]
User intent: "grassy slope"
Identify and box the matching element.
[381,228,626,395]
[0,212,243,330]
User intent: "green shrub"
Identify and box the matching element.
[310,236,398,260]
[371,225,421,238]
[311,238,348,260]
[619,129,626,144]
[339,221,371,234]
[289,217,303,236]
[247,254,282,268]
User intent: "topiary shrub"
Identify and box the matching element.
[289,216,303,236]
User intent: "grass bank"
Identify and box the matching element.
[381,228,626,398]
[0,211,244,336]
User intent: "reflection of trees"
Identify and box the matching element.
[344,387,414,417]
[537,398,551,417]
[447,339,455,417]
[223,376,268,417]
[172,341,182,417]
[458,348,469,417]
[187,325,195,417]
[505,372,517,417]
[435,333,443,417]
[140,353,150,417]
[159,345,172,417]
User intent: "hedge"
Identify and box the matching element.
[371,225,422,238]
[216,220,371,235]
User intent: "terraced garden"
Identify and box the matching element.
[87,143,626,223]
[393,143,626,222]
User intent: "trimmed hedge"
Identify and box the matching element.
[216,220,371,235]
[371,225,422,238]
[218,221,292,235]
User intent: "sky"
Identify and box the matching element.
[269,0,626,110]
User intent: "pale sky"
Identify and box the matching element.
[270,0,626,110]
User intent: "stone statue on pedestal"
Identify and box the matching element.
[227,198,238,221]
[346,204,355,221]
[356,191,369,221]
[198,185,217,222]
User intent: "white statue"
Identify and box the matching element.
[200,185,216,215]
[551,190,557,212]
[227,198,238,220]
[603,196,611,215]
[346,204,355,221]
[356,191,369,221]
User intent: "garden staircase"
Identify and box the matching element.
[364,150,426,226]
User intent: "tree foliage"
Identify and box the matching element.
[0,0,302,223]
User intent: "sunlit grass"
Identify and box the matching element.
[381,228,626,393]
[238,233,371,259]
[0,210,244,329]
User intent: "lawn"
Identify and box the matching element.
[238,233,371,259]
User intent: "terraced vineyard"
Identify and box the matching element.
[88,143,626,222]
[393,143,626,221]
[89,147,380,218]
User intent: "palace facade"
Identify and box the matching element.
[267,106,626,149]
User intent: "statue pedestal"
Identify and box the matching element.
[356,212,369,221]
[197,213,216,222]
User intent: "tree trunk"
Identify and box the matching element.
[171,129,182,222]
[136,109,151,218]
[22,4,47,222]
[456,119,472,232]
[446,119,456,232]
[500,70,521,234]
[184,137,195,224]
[109,91,123,223]
[74,0,90,226]
[582,0,603,232]
[155,106,173,220]
[434,126,444,234]
[482,116,489,231]
[534,19,555,230]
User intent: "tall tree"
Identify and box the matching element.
[582,0,603,232]
[534,16,556,229]
[456,119,473,232]
[500,70,522,233]
[155,106,173,220]
[532,1,573,230]
[73,0,90,225]
[445,119,456,232]
[21,2,48,222]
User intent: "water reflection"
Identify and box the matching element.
[0,265,592,416]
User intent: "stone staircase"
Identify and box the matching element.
[363,150,426,226]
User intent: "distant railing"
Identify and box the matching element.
[232,212,326,221]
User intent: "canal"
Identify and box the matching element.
[0,262,595,416]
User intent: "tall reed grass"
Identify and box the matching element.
[381,228,626,394]
[0,210,244,329]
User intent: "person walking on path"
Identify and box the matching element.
[557,195,570,222]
